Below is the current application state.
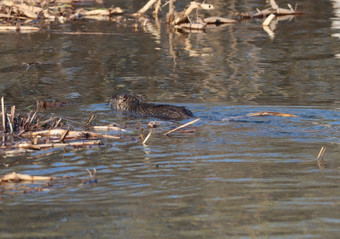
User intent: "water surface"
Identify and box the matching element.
[0,0,339,238]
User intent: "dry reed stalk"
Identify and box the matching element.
[316,146,326,160]
[85,114,96,128]
[53,118,62,128]
[10,105,15,125]
[59,129,69,142]
[1,97,5,133]
[263,14,276,26]
[164,118,200,136]
[136,0,158,15]
[142,130,152,144]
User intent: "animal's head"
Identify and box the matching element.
[109,94,144,111]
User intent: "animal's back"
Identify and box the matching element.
[110,94,194,120]
[134,103,194,120]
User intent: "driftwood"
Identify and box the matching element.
[245,111,298,117]
[0,172,53,182]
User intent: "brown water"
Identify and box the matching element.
[0,0,340,238]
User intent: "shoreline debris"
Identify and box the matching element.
[0,0,303,33]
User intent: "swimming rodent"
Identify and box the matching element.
[109,94,194,120]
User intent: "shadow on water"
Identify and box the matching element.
[0,0,340,238]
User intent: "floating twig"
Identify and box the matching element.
[263,14,276,26]
[1,97,5,133]
[59,129,69,142]
[85,114,96,128]
[164,118,200,136]
[316,146,326,160]
[143,130,152,144]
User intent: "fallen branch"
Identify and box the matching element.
[0,172,53,182]
[164,118,200,136]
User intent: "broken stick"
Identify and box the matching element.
[164,118,200,136]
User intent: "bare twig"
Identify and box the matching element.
[164,118,200,136]
[1,97,5,133]
[136,0,158,15]
[59,129,69,142]
[85,114,96,128]
[263,14,276,26]
[316,146,326,160]
[143,130,152,144]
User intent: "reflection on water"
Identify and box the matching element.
[331,0,340,58]
[0,0,340,238]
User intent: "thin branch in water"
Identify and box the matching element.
[1,97,6,133]
[143,130,152,144]
[85,114,96,128]
[316,146,326,160]
[164,118,200,136]
[59,129,69,142]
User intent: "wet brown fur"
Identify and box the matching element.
[110,94,194,120]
